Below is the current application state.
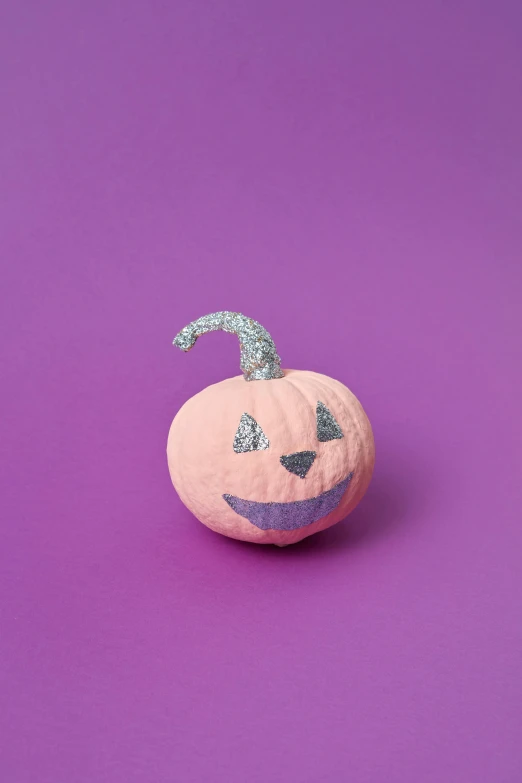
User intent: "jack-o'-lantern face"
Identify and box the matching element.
[223,400,353,531]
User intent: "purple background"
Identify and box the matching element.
[1,2,522,781]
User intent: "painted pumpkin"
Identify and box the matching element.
[168,312,374,546]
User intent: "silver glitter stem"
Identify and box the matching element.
[173,311,284,382]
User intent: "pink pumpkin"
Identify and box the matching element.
[168,312,374,546]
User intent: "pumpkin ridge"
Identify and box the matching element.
[281,373,318,454]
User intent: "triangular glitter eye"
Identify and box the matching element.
[233,413,270,453]
[316,402,343,442]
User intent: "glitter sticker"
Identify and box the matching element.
[173,311,284,382]
[223,473,354,531]
[280,451,316,479]
[316,401,344,442]
[233,413,270,453]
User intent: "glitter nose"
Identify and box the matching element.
[280,451,317,479]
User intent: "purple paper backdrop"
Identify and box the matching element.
[1,1,522,781]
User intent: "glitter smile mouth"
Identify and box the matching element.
[223,473,353,531]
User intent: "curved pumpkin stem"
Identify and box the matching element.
[173,311,284,382]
